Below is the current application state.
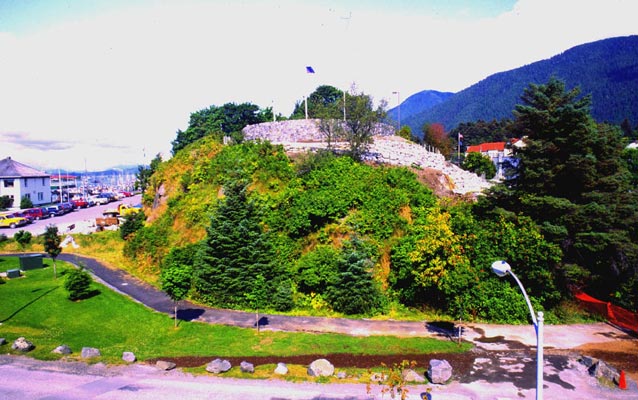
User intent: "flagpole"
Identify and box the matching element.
[305,66,315,120]
[457,132,461,164]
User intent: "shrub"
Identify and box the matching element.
[14,230,32,249]
[20,196,34,209]
[64,267,94,301]
[120,210,146,240]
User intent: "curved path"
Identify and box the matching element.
[4,252,631,349]
[56,253,434,338]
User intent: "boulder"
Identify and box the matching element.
[11,337,35,352]
[307,358,335,377]
[81,347,101,359]
[0,338,7,346]
[402,368,426,383]
[337,371,347,379]
[240,361,254,373]
[206,359,232,374]
[580,356,598,369]
[588,359,619,382]
[428,359,453,384]
[122,352,136,363]
[274,362,288,375]
[52,344,72,355]
[156,360,176,371]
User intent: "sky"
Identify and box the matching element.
[1,0,637,172]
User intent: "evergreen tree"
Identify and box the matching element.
[325,237,384,315]
[64,267,93,301]
[193,181,281,309]
[487,78,638,307]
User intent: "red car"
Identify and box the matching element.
[24,207,51,220]
[72,198,89,208]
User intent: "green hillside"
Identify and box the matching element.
[405,35,638,132]
[126,134,569,323]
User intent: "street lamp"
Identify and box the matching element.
[491,260,544,400]
[392,91,400,131]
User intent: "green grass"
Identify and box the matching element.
[0,257,470,366]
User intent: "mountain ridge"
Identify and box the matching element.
[402,35,638,133]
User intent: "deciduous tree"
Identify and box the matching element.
[43,225,62,279]
[341,87,387,161]
[461,152,496,179]
[161,262,192,327]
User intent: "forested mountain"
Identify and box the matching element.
[386,90,454,123]
[405,35,638,133]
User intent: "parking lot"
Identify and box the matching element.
[0,194,142,238]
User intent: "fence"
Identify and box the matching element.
[575,291,638,335]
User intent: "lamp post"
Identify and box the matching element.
[491,260,544,400]
[392,91,400,131]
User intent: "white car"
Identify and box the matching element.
[89,195,109,205]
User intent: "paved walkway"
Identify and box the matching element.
[51,254,635,348]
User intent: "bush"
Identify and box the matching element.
[120,210,146,240]
[64,267,94,301]
[20,196,34,209]
[14,230,32,249]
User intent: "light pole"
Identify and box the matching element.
[392,91,400,131]
[491,260,544,400]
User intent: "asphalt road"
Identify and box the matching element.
[0,195,142,238]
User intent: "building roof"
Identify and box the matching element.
[466,142,506,153]
[0,157,50,178]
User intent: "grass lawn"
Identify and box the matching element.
[0,257,471,368]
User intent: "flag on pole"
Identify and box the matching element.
[306,66,315,74]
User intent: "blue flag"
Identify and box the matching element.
[306,66,315,74]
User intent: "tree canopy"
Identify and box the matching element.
[171,102,270,154]
[478,78,638,309]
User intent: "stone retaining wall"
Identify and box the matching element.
[242,120,492,195]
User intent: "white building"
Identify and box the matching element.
[0,157,51,207]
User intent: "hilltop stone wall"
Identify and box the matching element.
[242,120,492,195]
[243,119,394,142]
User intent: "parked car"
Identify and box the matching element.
[72,198,89,208]
[24,207,50,220]
[0,214,28,229]
[46,205,65,217]
[8,211,34,224]
[90,195,109,205]
[60,202,75,213]
[96,192,116,203]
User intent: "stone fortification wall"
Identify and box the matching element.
[243,119,394,142]
[242,120,492,195]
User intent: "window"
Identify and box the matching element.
[38,192,44,201]
[3,179,14,188]
[42,178,46,186]
[24,178,28,187]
